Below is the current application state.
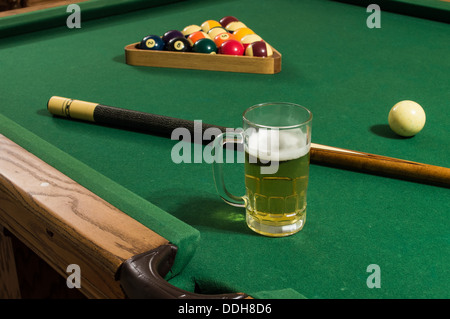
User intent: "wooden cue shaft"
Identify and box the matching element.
[47,96,450,187]
[311,143,450,187]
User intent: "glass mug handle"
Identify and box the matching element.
[212,131,246,207]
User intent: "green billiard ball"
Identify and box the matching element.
[193,38,217,54]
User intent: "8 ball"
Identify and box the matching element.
[166,37,191,52]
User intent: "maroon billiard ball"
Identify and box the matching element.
[219,39,244,56]
[245,40,273,57]
[219,16,239,28]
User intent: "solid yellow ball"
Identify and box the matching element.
[388,100,426,137]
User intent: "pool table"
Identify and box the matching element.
[0,0,449,300]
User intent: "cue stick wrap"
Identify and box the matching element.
[47,96,450,187]
[47,96,227,142]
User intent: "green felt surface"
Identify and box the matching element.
[335,0,450,23]
[1,0,449,298]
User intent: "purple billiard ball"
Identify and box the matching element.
[162,30,184,46]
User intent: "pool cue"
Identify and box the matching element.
[47,96,450,188]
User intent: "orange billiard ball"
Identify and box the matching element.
[187,31,210,46]
[201,20,221,33]
[233,27,254,42]
[213,32,236,47]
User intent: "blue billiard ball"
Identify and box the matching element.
[140,35,164,50]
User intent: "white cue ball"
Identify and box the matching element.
[388,100,426,137]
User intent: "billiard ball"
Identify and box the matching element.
[193,38,217,54]
[240,34,262,50]
[162,30,184,45]
[219,39,244,56]
[225,21,247,32]
[182,24,202,37]
[219,16,239,28]
[245,40,273,57]
[140,35,165,50]
[213,32,236,47]
[388,100,426,137]
[232,27,254,42]
[166,36,191,52]
[207,27,227,39]
[201,20,221,33]
[187,31,210,46]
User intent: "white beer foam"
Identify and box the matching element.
[246,128,310,162]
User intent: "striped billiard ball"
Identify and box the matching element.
[245,40,273,57]
[187,31,210,46]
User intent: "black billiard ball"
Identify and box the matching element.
[166,36,191,52]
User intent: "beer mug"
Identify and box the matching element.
[212,102,312,237]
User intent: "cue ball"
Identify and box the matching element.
[388,100,426,137]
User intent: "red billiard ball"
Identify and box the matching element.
[245,40,273,57]
[219,39,244,56]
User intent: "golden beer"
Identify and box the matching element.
[212,102,312,237]
[244,149,310,237]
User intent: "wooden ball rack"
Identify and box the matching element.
[124,22,281,74]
